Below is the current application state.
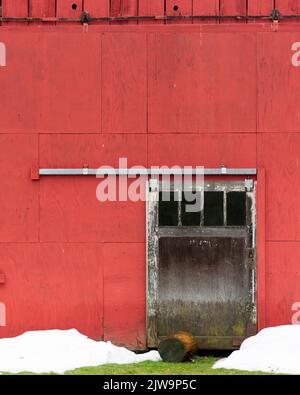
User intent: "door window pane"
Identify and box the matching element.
[204,192,224,226]
[227,192,246,226]
[159,191,179,226]
[181,191,201,226]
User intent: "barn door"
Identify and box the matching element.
[146,180,257,350]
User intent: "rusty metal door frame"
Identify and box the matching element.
[146,179,257,348]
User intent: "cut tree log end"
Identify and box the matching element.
[158,331,198,362]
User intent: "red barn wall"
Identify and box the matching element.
[1,1,300,348]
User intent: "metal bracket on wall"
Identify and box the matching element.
[245,179,254,191]
[38,168,257,177]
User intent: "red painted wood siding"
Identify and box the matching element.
[166,0,193,24]
[103,243,146,347]
[248,0,274,16]
[193,0,219,23]
[1,19,300,346]
[0,244,104,340]
[277,0,300,14]
[2,1,300,24]
[84,0,110,23]
[29,0,56,17]
[102,33,147,133]
[29,0,56,25]
[220,0,247,23]
[148,32,256,132]
[138,0,165,24]
[1,1,28,25]
[56,0,83,23]
[110,0,138,24]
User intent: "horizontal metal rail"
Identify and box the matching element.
[39,168,257,176]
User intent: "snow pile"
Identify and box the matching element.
[0,329,161,374]
[213,325,300,374]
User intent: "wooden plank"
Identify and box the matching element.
[39,133,147,243]
[276,0,300,14]
[166,0,193,24]
[265,242,300,327]
[56,0,83,23]
[146,180,159,347]
[41,33,101,132]
[102,33,147,133]
[257,168,266,330]
[193,0,219,24]
[84,0,110,23]
[1,0,28,25]
[29,0,56,25]
[138,0,165,24]
[0,243,104,340]
[247,0,274,16]
[220,0,247,23]
[157,237,253,342]
[39,133,148,169]
[29,0,56,17]
[258,133,300,241]
[148,134,257,168]
[0,135,39,242]
[258,32,300,132]
[110,0,138,24]
[40,177,147,243]
[276,0,300,23]
[103,243,146,349]
[0,33,42,131]
[0,32,99,132]
[148,32,256,133]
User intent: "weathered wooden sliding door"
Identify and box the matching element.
[147,180,257,350]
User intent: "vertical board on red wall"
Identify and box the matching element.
[258,32,300,132]
[29,0,56,17]
[258,133,300,241]
[39,133,147,243]
[40,177,147,242]
[110,0,138,24]
[276,0,300,23]
[247,0,274,17]
[138,0,165,24]
[148,32,256,132]
[148,134,257,168]
[102,33,147,133]
[1,0,28,25]
[57,0,83,22]
[257,168,266,330]
[84,0,110,23]
[0,135,39,242]
[220,0,247,22]
[276,0,300,13]
[0,33,43,131]
[265,242,300,327]
[0,244,104,340]
[166,0,193,24]
[193,0,219,24]
[29,0,56,25]
[103,243,146,348]
[41,33,101,132]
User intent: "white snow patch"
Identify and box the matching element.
[213,325,300,374]
[0,329,161,374]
